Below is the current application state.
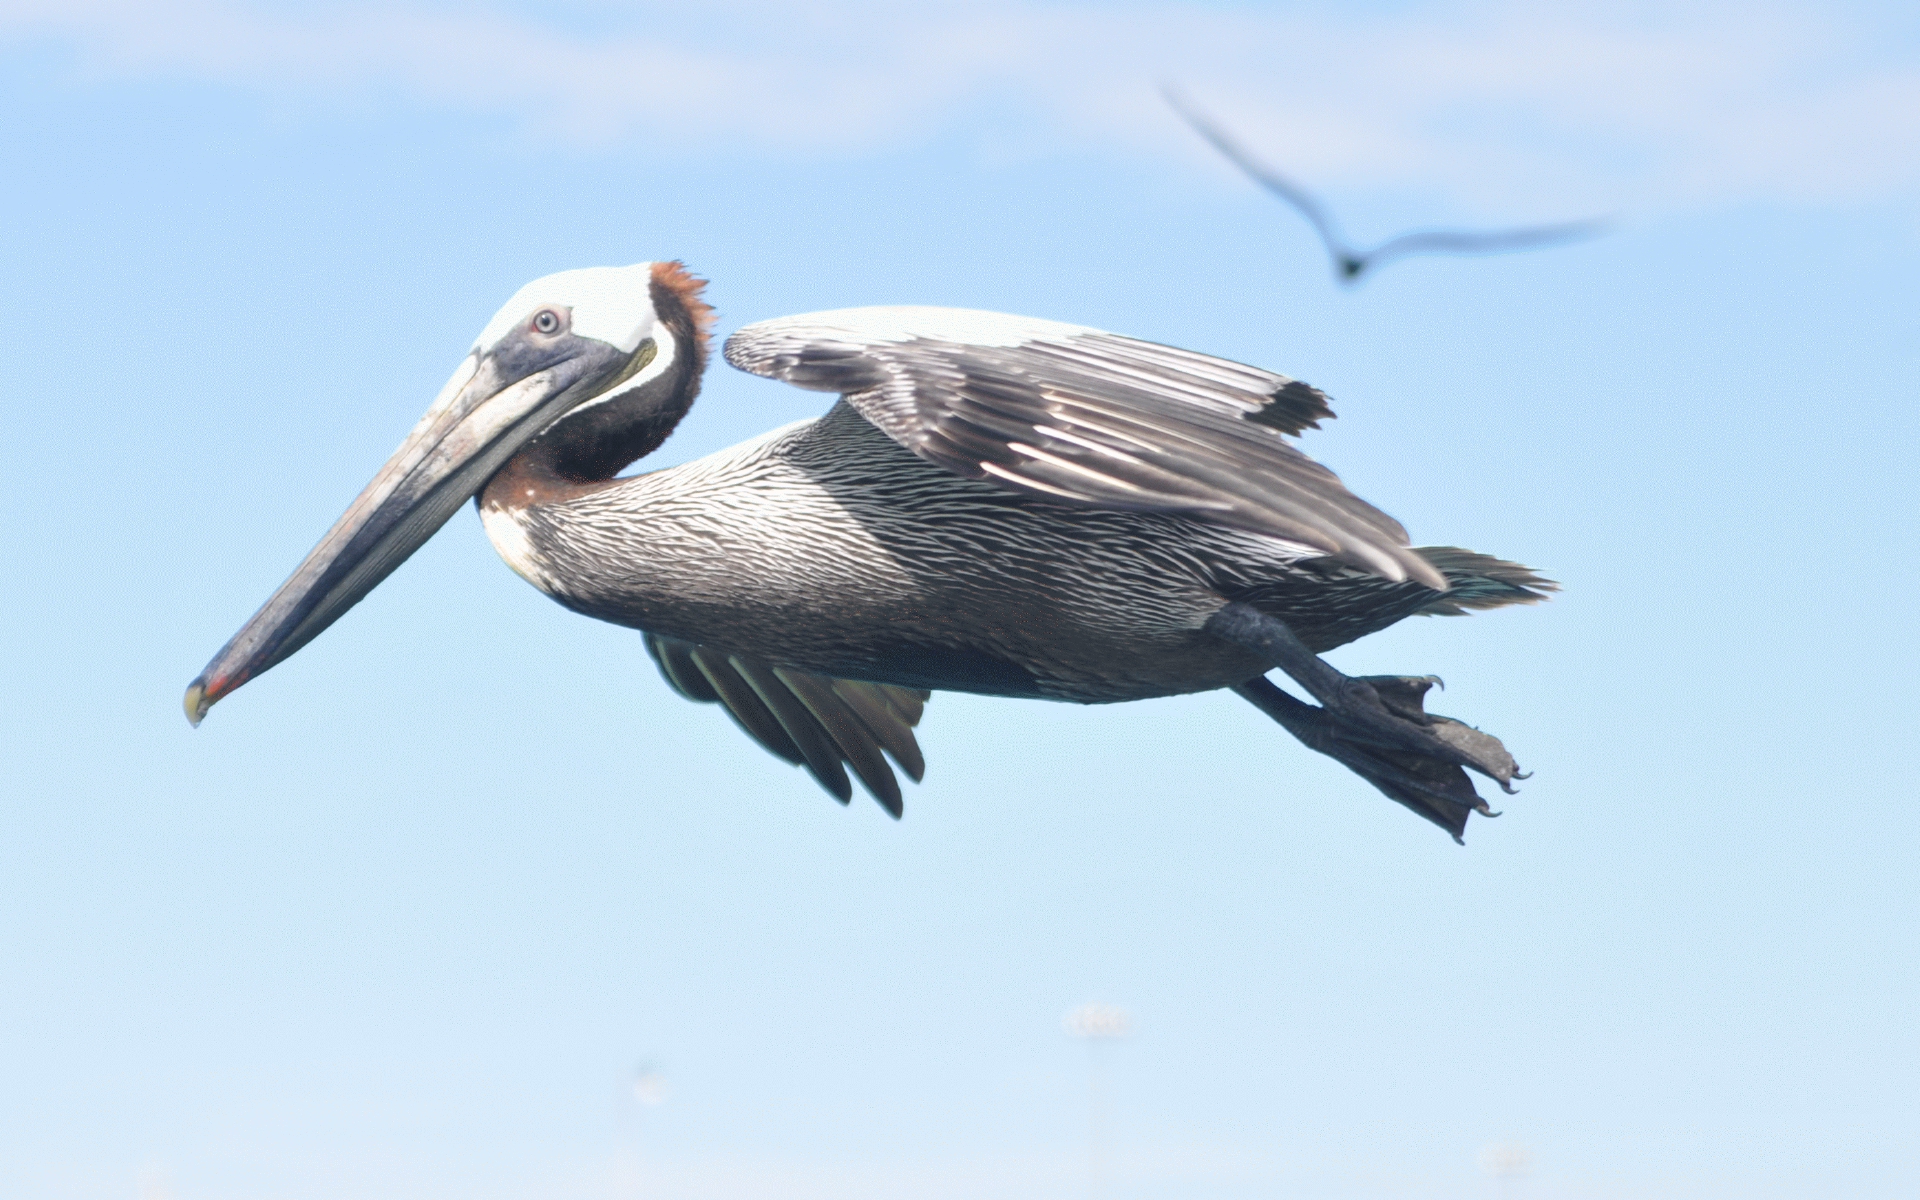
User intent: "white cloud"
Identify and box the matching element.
[2,0,1917,212]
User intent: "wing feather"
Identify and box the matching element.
[775,668,904,817]
[724,308,1443,588]
[646,634,720,703]
[829,679,927,782]
[872,682,930,728]
[727,657,854,803]
[644,634,930,817]
[685,645,806,766]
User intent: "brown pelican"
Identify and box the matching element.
[1164,89,1609,283]
[185,261,1553,841]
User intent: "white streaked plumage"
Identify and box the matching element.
[477,500,556,590]
[499,400,1347,703]
[738,306,1097,350]
[725,306,1443,588]
[189,261,1552,839]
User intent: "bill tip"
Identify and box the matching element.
[183,682,208,728]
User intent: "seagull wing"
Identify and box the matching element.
[1163,87,1353,267]
[1354,219,1612,277]
[724,307,1445,589]
[645,633,930,818]
[1166,90,1610,282]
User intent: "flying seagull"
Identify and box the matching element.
[1166,88,1608,283]
[186,262,1554,840]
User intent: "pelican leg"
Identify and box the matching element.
[1206,602,1524,841]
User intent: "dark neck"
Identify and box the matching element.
[485,264,712,506]
[514,350,701,485]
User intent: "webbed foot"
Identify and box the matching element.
[1207,602,1527,841]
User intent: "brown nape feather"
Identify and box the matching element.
[649,260,716,366]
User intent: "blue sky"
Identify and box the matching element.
[2,2,1917,1198]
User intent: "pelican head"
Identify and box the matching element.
[185,261,711,725]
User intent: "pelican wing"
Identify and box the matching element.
[644,633,930,818]
[724,307,1443,587]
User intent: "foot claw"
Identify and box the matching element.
[1209,603,1529,841]
[1241,674,1527,841]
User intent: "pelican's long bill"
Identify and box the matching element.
[185,267,665,725]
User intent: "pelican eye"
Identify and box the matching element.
[532,309,562,335]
